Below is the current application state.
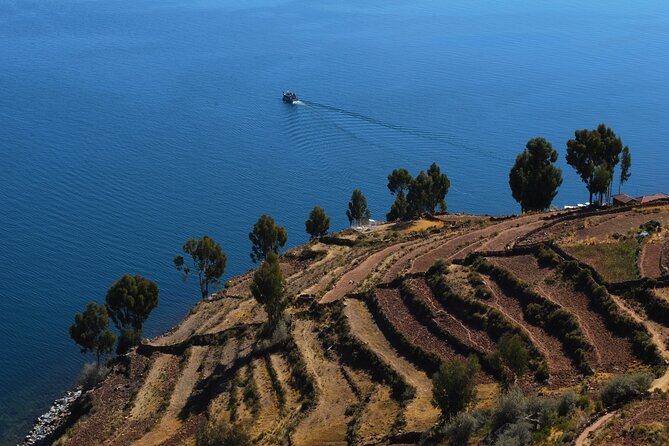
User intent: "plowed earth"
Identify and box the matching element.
[375,288,464,364]
[479,275,581,388]
[490,255,636,372]
[404,277,495,353]
[410,213,550,273]
[640,239,664,278]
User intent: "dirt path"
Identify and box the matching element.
[291,319,355,446]
[320,242,415,303]
[639,240,663,278]
[343,298,439,433]
[132,346,208,446]
[574,411,617,446]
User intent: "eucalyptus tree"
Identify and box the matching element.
[174,235,227,299]
[105,274,159,354]
[619,146,632,194]
[249,215,288,263]
[69,302,116,364]
[346,189,371,226]
[305,206,330,240]
[509,137,563,213]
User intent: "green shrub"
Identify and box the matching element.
[491,388,526,432]
[600,373,652,407]
[442,411,478,445]
[537,246,561,267]
[494,421,531,446]
[557,391,577,417]
[640,220,661,233]
[432,356,479,420]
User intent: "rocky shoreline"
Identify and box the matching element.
[21,389,82,446]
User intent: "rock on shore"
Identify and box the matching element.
[21,390,82,446]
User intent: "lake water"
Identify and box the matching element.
[1,0,668,442]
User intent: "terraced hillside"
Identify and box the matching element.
[52,202,669,446]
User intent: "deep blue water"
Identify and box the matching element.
[1,0,669,442]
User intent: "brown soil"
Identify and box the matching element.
[491,255,636,372]
[343,298,439,433]
[478,219,548,251]
[291,319,355,446]
[57,353,160,446]
[320,241,417,303]
[575,209,669,241]
[662,240,669,274]
[587,395,669,446]
[409,213,548,273]
[405,277,495,353]
[130,354,182,421]
[480,275,581,388]
[203,298,264,335]
[380,233,455,284]
[640,240,664,278]
[519,207,669,246]
[409,230,491,273]
[376,288,464,364]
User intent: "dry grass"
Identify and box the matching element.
[343,298,439,432]
[291,319,355,446]
[564,238,640,282]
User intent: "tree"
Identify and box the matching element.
[305,206,331,240]
[346,189,371,226]
[497,333,529,386]
[387,168,413,221]
[105,274,159,354]
[432,356,479,420]
[387,168,413,196]
[566,123,624,205]
[619,145,631,194]
[386,191,409,221]
[427,162,450,214]
[174,235,227,299]
[250,252,287,334]
[591,165,612,206]
[566,128,601,205]
[69,302,116,364]
[249,215,288,263]
[595,123,624,203]
[407,171,433,217]
[508,137,563,213]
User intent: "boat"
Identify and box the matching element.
[282,91,298,103]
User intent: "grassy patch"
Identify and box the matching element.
[563,238,640,282]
